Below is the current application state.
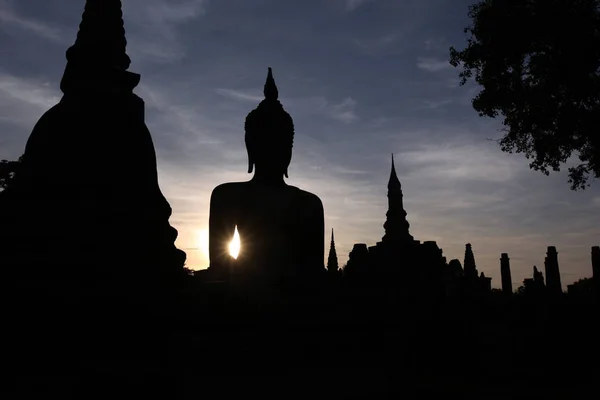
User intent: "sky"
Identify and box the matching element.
[1,0,599,289]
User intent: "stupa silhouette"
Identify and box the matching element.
[0,0,186,289]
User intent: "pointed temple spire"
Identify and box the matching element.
[388,153,401,191]
[60,0,140,93]
[382,154,413,243]
[327,228,339,273]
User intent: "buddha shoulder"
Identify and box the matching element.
[289,186,324,213]
[210,182,248,202]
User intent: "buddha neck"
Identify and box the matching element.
[250,167,287,187]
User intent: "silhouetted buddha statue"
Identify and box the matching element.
[0,0,185,287]
[208,68,325,285]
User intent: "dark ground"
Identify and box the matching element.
[2,281,598,399]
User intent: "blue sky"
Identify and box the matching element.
[1,0,599,288]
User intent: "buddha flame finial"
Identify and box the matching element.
[264,67,279,101]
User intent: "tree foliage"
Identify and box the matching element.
[0,156,22,192]
[450,0,600,190]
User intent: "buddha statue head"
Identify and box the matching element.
[244,68,294,178]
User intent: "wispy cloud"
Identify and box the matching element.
[0,72,61,135]
[345,0,374,12]
[328,97,358,123]
[215,88,263,103]
[423,37,448,52]
[0,1,65,43]
[399,142,521,183]
[299,96,359,124]
[0,73,59,109]
[422,99,453,110]
[417,57,452,72]
[353,33,400,54]
[123,0,208,63]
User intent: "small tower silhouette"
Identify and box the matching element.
[544,246,562,295]
[480,271,492,292]
[533,265,545,290]
[327,229,339,274]
[500,253,513,294]
[591,246,599,298]
[592,246,599,281]
[463,243,478,280]
[381,154,413,244]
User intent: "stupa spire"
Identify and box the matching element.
[382,154,413,243]
[327,228,339,273]
[388,153,401,191]
[60,0,139,93]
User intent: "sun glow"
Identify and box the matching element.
[198,229,209,257]
[229,226,241,259]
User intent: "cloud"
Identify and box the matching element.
[398,141,522,183]
[423,37,448,52]
[0,1,65,43]
[345,0,374,12]
[329,97,358,123]
[421,99,453,110]
[215,88,263,103]
[417,57,452,72]
[0,73,59,109]
[296,96,358,124]
[122,0,208,63]
[353,34,400,55]
[0,72,61,133]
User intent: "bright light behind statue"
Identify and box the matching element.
[199,229,209,257]
[229,226,241,259]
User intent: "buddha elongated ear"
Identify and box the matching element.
[246,138,254,173]
[248,155,254,174]
[284,168,289,178]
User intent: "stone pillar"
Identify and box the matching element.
[500,253,513,295]
[592,246,600,299]
[544,246,562,296]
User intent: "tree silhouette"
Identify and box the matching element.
[449,0,600,190]
[0,156,22,192]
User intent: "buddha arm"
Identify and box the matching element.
[208,187,235,271]
[308,197,325,273]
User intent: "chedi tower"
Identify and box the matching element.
[0,0,185,287]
